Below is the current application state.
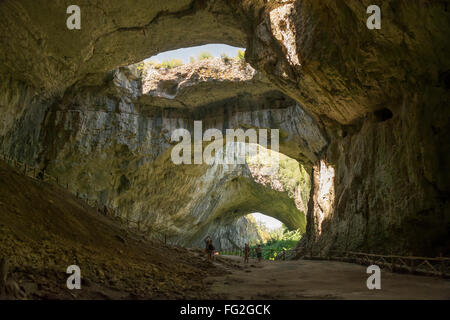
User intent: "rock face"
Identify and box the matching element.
[141,58,265,105]
[191,215,264,250]
[0,59,315,249]
[0,0,449,255]
[302,95,450,256]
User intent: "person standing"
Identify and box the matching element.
[244,243,250,264]
[205,239,215,261]
[256,244,262,262]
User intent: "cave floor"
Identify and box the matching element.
[1,159,449,300]
[206,256,450,300]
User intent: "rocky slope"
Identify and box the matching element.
[0,159,232,299]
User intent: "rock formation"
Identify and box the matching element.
[0,0,448,256]
[0,58,316,249]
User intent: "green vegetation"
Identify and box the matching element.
[137,49,247,74]
[156,58,184,69]
[136,61,147,72]
[221,52,231,64]
[136,58,184,74]
[237,49,245,61]
[250,224,302,260]
[198,51,213,60]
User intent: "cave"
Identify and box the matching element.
[0,0,449,301]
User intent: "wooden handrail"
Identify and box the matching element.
[309,250,449,278]
[329,250,450,261]
[1,153,170,243]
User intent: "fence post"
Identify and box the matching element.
[390,250,394,272]
[409,252,415,274]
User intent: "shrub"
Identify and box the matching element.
[159,58,184,69]
[136,61,153,77]
[250,226,302,260]
[198,51,213,60]
[136,62,146,71]
[236,49,245,61]
[221,52,231,64]
[146,58,184,69]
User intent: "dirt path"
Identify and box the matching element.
[206,255,450,300]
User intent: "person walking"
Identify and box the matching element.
[205,239,215,261]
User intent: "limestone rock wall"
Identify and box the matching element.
[301,86,450,256]
[192,215,264,250]
[0,61,317,249]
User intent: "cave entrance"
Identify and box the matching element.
[211,211,303,260]
[247,212,302,260]
[185,142,310,251]
[252,212,283,233]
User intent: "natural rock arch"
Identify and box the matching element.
[0,59,317,248]
[0,0,449,255]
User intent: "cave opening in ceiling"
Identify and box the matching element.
[146,43,246,65]
[134,44,246,79]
